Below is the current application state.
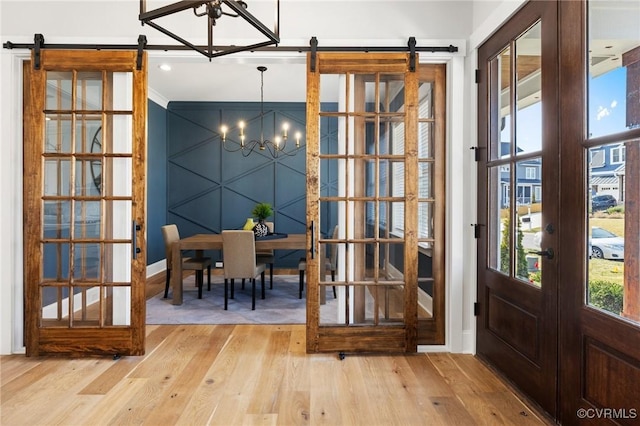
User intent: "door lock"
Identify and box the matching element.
[534,248,554,259]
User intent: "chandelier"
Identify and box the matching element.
[139,0,280,60]
[220,66,303,158]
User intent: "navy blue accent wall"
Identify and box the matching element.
[166,101,309,268]
[147,100,168,265]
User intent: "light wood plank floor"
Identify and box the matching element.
[2,274,554,425]
[1,323,554,426]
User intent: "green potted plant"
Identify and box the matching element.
[251,202,273,236]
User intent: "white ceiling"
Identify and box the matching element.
[1,0,473,102]
[2,1,639,103]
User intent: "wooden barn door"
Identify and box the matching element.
[23,49,147,356]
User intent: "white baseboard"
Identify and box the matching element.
[147,259,166,278]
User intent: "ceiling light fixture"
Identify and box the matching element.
[220,66,303,158]
[139,0,280,60]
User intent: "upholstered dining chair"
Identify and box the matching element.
[161,224,212,299]
[255,221,275,289]
[298,225,338,300]
[222,230,266,310]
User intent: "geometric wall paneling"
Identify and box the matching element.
[170,139,221,183]
[275,195,307,229]
[220,187,266,229]
[275,163,306,206]
[221,147,272,181]
[168,103,222,133]
[167,111,216,156]
[167,100,309,268]
[170,187,222,232]
[224,163,275,205]
[167,162,220,206]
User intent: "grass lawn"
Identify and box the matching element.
[589,216,625,237]
[589,258,624,285]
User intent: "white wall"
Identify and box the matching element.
[0,0,525,355]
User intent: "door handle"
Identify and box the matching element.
[534,248,554,259]
[132,220,141,259]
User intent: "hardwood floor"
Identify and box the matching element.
[1,274,554,425]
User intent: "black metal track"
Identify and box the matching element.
[3,39,458,54]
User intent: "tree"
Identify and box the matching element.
[500,216,528,279]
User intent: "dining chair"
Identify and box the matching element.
[222,230,266,310]
[161,224,212,299]
[298,225,338,300]
[255,221,275,289]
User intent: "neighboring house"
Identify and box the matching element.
[499,142,543,207]
[589,143,626,202]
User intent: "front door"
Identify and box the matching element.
[23,50,147,356]
[476,1,559,415]
[305,53,446,353]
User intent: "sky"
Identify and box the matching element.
[501,65,628,151]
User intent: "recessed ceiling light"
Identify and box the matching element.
[159,64,171,71]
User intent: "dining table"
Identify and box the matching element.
[170,233,307,305]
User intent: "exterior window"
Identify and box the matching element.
[526,167,536,179]
[610,145,625,164]
[587,1,640,324]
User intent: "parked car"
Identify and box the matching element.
[592,194,617,211]
[591,226,624,260]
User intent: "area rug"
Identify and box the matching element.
[147,274,334,325]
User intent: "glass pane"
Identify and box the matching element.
[41,286,70,325]
[43,200,71,238]
[110,286,132,326]
[418,122,434,159]
[111,115,133,154]
[319,200,340,238]
[113,72,133,110]
[587,141,639,325]
[418,162,433,199]
[103,157,131,197]
[74,243,101,281]
[44,159,71,196]
[493,47,511,160]
[588,1,640,138]
[515,21,542,154]
[319,74,341,112]
[43,243,70,280]
[76,72,102,110]
[74,201,101,239]
[45,114,72,153]
[418,82,434,119]
[319,284,344,326]
[46,71,72,110]
[75,159,101,196]
[320,115,340,155]
[71,286,101,324]
[109,200,132,240]
[320,158,339,197]
[380,74,405,114]
[362,76,376,113]
[489,165,510,274]
[75,115,102,153]
[104,243,131,283]
[356,284,405,325]
[418,249,434,320]
[354,201,376,238]
[418,202,433,241]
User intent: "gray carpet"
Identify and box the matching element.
[147,274,317,325]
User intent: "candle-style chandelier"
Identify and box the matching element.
[220,66,303,158]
